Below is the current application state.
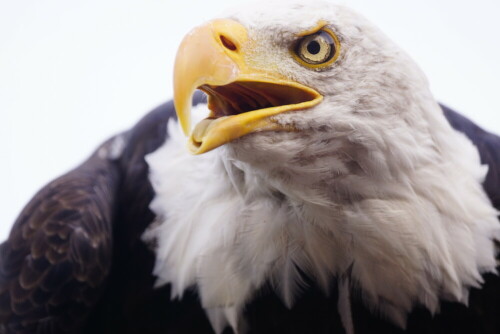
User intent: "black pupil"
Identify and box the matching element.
[307,40,321,55]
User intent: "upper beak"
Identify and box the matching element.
[173,19,322,154]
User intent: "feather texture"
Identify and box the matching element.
[146,3,500,333]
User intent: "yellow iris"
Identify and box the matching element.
[293,27,340,68]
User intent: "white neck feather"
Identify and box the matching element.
[144,105,499,333]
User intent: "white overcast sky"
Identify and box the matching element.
[1,0,500,242]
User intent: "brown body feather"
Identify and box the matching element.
[1,97,500,334]
[0,143,118,333]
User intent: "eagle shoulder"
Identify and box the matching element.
[0,92,206,334]
[0,142,120,333]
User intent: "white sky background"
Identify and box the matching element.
[1,0,499,242]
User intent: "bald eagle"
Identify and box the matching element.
[1,2,499,334]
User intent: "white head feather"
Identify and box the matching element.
[144,1,499,333]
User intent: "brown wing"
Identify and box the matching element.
[0,93,207,334]
[0,139,121,333]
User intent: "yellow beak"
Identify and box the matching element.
[173,19,322,154]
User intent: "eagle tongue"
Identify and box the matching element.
[192,118,214,144]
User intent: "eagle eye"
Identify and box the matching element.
[293,28,340,68]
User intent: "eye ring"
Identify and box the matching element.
[292,27,340,68]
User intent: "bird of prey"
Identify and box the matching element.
[1,1,500,334]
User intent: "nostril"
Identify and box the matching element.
[219,35,237,51]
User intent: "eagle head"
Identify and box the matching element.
[146,1,499,332]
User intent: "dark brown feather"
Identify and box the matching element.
[1,96,499,334]
[0,138,120,333]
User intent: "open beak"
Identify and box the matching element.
[173,19,323,154]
